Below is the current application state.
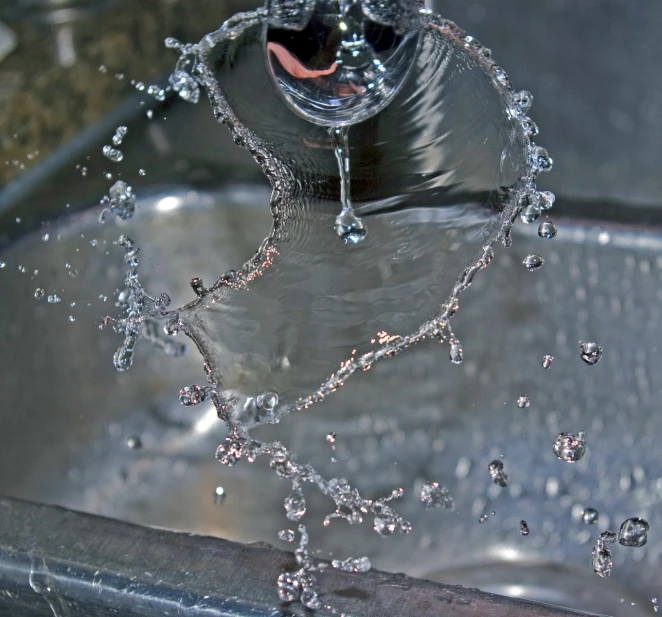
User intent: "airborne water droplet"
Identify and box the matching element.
[618,517,649,547]
[126,435,142,450]
[542,354,554,369]
[34,288,45,300]
[278,529,295,543]
[520,520,530,536]
[538,221,557,239]
[516,395,530,408]
[523,254,544,271]
[552,431,587,463]
[213,485,226,505]
[488,459,509,487]
[583,507,599,525]
[284,489,306,521]
[420,481,454,511]
[520,204,540,224]
[102,145,124,163]
[579,341,603,366]
[592,537,613,578]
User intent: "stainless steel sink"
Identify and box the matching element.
[1,1,661,616]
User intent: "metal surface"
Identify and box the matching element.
[0,497,599,617]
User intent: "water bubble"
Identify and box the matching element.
[112,126,128,146]
[420,481,454,511]
[618,517,649,547]
[277,572,300,602]
[538,221,557,239]
[169,70,200,104]
[523,254,544,271]
[520,520,530,536]
[332,556,371,573]
[479,514,488,524]
[592,537,613,578]
[102,145,124,163]
[516,396,530,408]
[334,207,366,244]
[126,435,142,450]
[542,354,554,369]
[47,294,61,304]
[179,384,206,406]
[488,459,509,487]
[213,485,226,505]
[278,529,295,543]
[583,508,599,525]
[284,489,306,521]
[553,431,587,463]
[579,341,603,366]
[34,288,45,300]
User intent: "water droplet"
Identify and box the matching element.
[102,180,136,220]
[592,537,613,578]
[523,254,544,271]
[538,221,557,239]
[579,341,603,366]
[126,435,142,450]
[374,516,397,535]
[147,85,166,102]
[618,517,649,547]
[139,169,146,176]
[112,126,128,146]
[0,262,5,269]
[479,513,488,524]
[179,384,207,406]
[326,432,336,445]
[34,288,45,300]
[583,508,599,525]
[169,70,200,104]
[488,459,509,487]
[449,339,463,364]
[42,233,50,242]
[284,489,306,521]
[102,145,124,163]
[420,481,454,511]
[18,264,26,273]
[542,354,554,369]
[520,204,540,224]
[301,588,321,610]
[278,529,295,543]
[146,110,154,119]
[47,294,61,304]
[213,485,226,505]
[513,90,533,113]
[277,572,300,602]
[516,396,530,408]
[332,556,371,573]
[256,391,278,411]
[553,431,587,463]
[520,520,530,536]
[531,145,553,172]
[334,207,366,245]
[68,315,76,322]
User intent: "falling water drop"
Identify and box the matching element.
[542,354,554,369]
[102,145,124,163]
[516,396,530,408]
[420,481,454,511]
[583,508,599,525]
[520,520,530,536]
[579,341,603,366]
[523,254,544,271]
[284,489,306,521]
[538,221,557,239]
[213,485,226,505]
[552,431,587,463]
[126,435,142,450]
[618,517,649,547]
[488,459,509,487]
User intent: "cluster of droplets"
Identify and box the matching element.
[591,517,649,578]
[488,459,509,487]
[420,481,454,511]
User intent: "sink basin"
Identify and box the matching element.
[2,2,662,616]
